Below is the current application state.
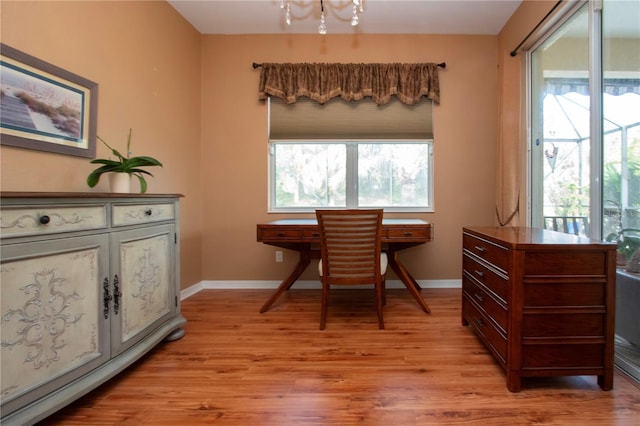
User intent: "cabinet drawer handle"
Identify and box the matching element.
[145,209,153,216]
[474,293,484,303]
[113,274,121,315]
[39,215,50,225]
[474,245,486,252]
[474,270,484,278]
[474,317,484,327]
[403,232,413,236]
[103,277,112,319]
[277,232,286,237]
[311,232,320,237]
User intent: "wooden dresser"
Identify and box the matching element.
[462,226,617,392]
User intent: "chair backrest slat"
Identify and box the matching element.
[316,209,383,284]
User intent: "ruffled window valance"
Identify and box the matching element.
[257,62,441,106]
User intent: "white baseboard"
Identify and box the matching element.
[180,279,461,300]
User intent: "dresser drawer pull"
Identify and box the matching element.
[474,270,484,278]
[474,245,486,252]
[311,232,320,237]
[474,293,484,303]
[145,209,153,216]
[474,317,484,327]
[39,215,50,225]
[277,232,286,237]
[404,232,413,236]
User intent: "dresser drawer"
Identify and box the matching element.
[112,203,174,226]
[522,343,604,369]
[523,281,605,307]
[522,313,605,338]
[463,275,507,332]
[524,251,607,275]
[463,253,508,303]
[0,204,107,238]
[463,296,507,364]
[463,232,510,272]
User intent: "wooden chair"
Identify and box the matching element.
[316,209,387,330]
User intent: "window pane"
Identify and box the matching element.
[530,4,590,236]
[358,143,430,207]
[272,143,346,208]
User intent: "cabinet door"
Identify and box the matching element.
[0,235,110,417]
[110,224,176,355]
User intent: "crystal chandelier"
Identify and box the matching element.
[280,0,365,35]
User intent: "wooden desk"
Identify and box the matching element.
[257,218,433,313]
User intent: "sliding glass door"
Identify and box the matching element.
[529,0,640,383]
[530,3,590,236]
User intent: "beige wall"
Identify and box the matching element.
[1,0,553,288]
[0,1,203,289]
[201,34,499,281]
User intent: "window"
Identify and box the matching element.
[268,97,434,212]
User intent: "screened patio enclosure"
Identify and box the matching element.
[541,78,640,238]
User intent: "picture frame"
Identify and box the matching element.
[0,43,98,158]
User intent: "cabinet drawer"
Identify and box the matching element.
[463,254,508,303]
[463,232,510,272]
[0,204,107,238]
[463,276,507,332]
[386,226,431,241]
[112,203,174,226]
[463,296,507,364]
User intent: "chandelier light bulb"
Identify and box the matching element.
[286,2,291,25]
[319,11,327,34]
[351,5,359,26]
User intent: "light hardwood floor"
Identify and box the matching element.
[42,288,639,425]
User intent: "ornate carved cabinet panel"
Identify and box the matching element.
[0,235,110,416]
[462,226,617,392]
[111,224,176,355]
[0,193,186,425]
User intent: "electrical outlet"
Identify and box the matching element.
[275,251,283,262]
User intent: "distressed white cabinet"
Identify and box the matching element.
[0,193,186,425]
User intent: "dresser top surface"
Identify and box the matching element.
[0,191,184,199]
[464,226,617,249]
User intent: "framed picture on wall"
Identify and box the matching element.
[0,43,98,158]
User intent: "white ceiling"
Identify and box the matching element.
[167,0,524,35]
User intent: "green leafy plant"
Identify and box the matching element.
[87,129,162,193]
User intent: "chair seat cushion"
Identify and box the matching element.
[319,252,388,276]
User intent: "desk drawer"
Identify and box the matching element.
[386,226,431,241]
[0,204,107,238]
[258,228,302,241]
[112,203,174,226]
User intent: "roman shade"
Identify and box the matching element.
[269,96,433,140]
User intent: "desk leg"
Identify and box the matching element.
[388,250,431,313]
[260,248,311,313]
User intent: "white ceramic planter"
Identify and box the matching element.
[109,173,131,193]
